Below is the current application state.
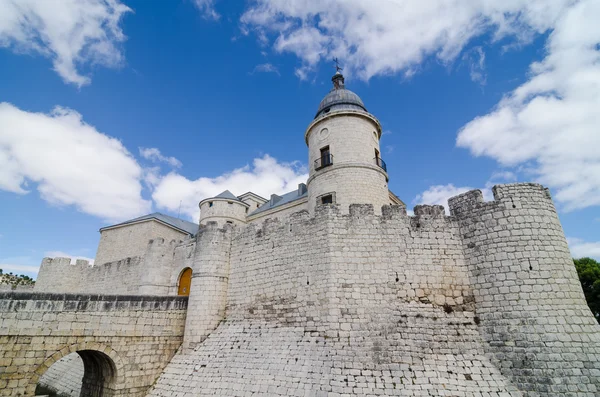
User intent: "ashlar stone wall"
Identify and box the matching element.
[0,292,187,397]
[95,220,189,266]
[35,237,196,296]
[449,183,600,395]
[149,205,521,396]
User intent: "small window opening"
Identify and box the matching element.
[321,194,333,205]
[208,201,213,207]
[226,221,233,224]
[227,201,233,205]
[375,148,380,159]
[316,145,332,170]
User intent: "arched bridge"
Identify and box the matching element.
[0,292,188,396]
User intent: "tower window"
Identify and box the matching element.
[227,201,233,205]
[226,221,233,224]
[318,192,336,206]
[315,146,333,170]
[208,201,213,207]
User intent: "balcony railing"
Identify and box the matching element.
[375,157,387,172]
[315,154,333,170]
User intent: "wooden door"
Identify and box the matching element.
[178,268,192,296]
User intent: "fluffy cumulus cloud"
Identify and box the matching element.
[0,102,151,221]
[0,0,131,86]
[240,0,572,80]
[567,238,600,260]
[413,184,489,215]
[457,0,600,212]
[242,0,600,213]
[152,155,307,220]
[413,172,515,213]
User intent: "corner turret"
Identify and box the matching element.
[199,190,249,227]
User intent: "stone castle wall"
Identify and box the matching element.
[149,183,600,396]
[449,183,600,395]
[35,238,194,296]
[95,220,188,266]
[149,201,519,395]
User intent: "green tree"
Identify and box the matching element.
[574,257,600,323]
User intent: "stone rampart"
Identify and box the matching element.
[35,237,195,296]
[0,292,187,397]
[449,183,600,395]
[149,204,521,395]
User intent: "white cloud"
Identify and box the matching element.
[0,102,151,222]
[0,263,40,275]
[457,0,600,212]
[414,184,474,214]
[152,155,308,220]
[567,238,600,260]
[240,0,571,80]
[45,251,95,265]
[463,46,487,85]
[251,63,280,75]
[194,0,220,20]
[0,0,131,87]
[0,255,40,276]
[139,147,182,168]
[414,183,495,214]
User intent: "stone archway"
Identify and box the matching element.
[31,343,125,397]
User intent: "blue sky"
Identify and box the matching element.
[1,0,599,278]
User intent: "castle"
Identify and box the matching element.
[2,71,600,396]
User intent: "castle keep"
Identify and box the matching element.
[2,71,599,396]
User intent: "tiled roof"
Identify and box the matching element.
[249,185,308,216]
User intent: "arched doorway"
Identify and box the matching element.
[35,350,117,397]
[178,267,192,296]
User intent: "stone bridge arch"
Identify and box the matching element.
[31,342,126,396]
[0,292,187,397]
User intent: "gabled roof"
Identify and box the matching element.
[238,191,268,204]
[100,212,198,235]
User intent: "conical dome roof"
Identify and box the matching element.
[315,71,367,119]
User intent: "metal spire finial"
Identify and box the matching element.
[333,58,343,73]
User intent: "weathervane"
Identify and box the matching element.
[333,58,343,73]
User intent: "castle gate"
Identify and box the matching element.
[0,292,187,396]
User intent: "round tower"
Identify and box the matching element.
[305,71,389,214]
[199,190,248,227]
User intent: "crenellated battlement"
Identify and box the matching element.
[40,257,93,268]
[448,182,554,216]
